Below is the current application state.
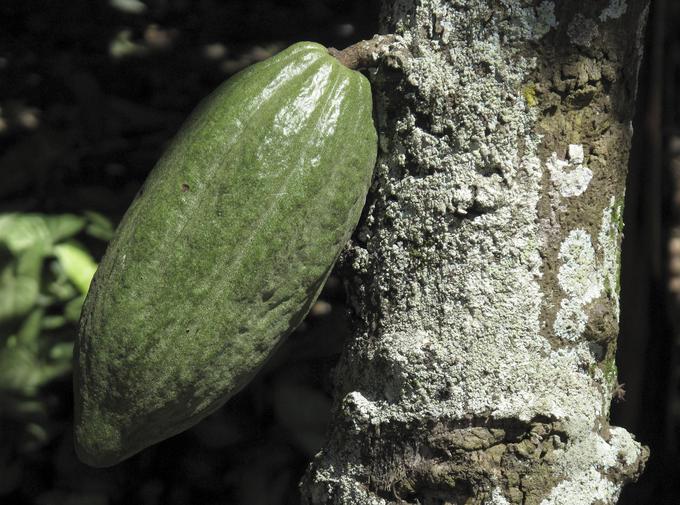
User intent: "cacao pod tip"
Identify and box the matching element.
[74,414,125,468]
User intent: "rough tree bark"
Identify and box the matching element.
[302,1,650,504]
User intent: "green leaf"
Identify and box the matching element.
[0,345,42,394]
[41,315,66,330]
[48,341,74,361]
[45,276,78,302]
[52,241,97,294]
[0,395,47,417]
[0,341,73,395]
[15,246,44,280]
[15,308,44,351]
[37,360,72,386]
[22,422,50,452]
[64,295,86,322]
[110,0,147,15]
[0,256,41,323]
[0,214,52,254]
[45,214,86,243]
[45,259,77,302]
[84,211,115,242]
[110,29,148,59]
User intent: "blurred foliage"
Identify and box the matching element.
[0,211,111,493]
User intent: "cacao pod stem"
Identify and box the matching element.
[328,34,398,70]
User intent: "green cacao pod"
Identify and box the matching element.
[74,41,377,467]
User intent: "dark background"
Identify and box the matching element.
[0,1,676,504]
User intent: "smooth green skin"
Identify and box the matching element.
[74,42,377,467]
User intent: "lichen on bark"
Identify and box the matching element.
[301,1,650,504]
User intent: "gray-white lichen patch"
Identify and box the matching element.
[547,144,593,198]
[538,427,639,505]
[532,1,558,39]
[539,468,618,505]
[554,197,623,342]
[487,487,512,505]
[554,229,599,341]
[600,0,628,22]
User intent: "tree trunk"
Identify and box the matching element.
[301,1,650,504]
